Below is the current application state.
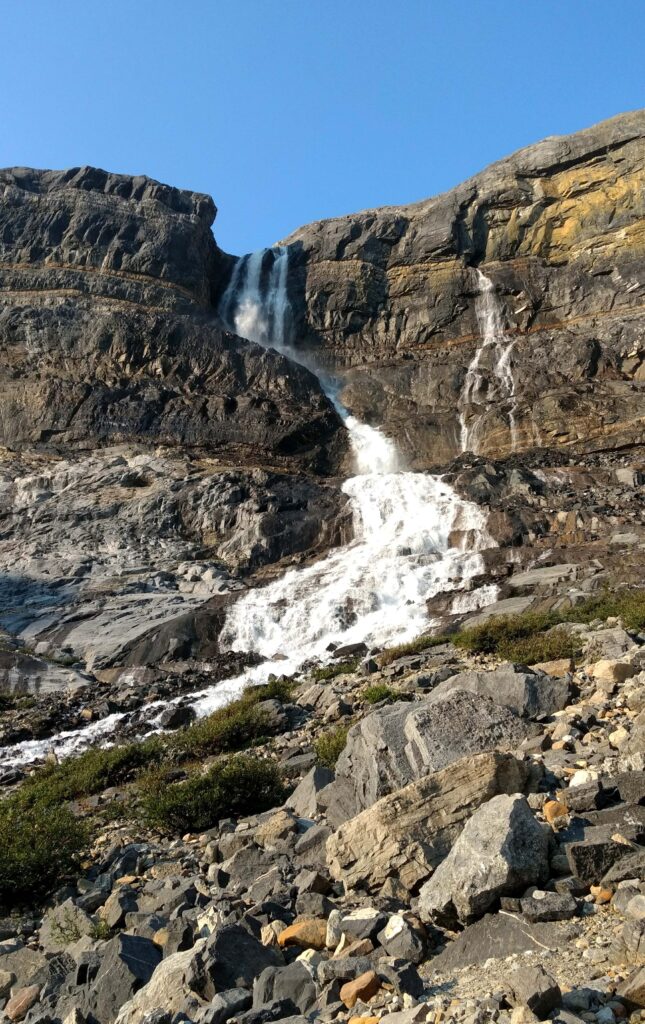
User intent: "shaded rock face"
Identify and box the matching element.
[275,110,645,466]
[0,166,345,473]
[0,165,221,310]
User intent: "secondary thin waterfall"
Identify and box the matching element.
[459,269,518,454]
[2,247,497,767]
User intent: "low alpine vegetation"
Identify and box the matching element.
[138,754,285,832]
[378,633,446,667]
[311,658,361,681]
[0,797,88,909]
[363,683,404,705]
[314,724,350,769]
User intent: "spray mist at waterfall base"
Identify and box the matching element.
[1,247,498,769]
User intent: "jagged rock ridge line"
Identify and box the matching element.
[269,108,645,466]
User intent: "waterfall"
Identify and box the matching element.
[459,269,518,454]
[2,246,496,768]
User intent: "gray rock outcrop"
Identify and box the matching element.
[326,751,530,892]
[331,690,529,813]
[418,794,549,924]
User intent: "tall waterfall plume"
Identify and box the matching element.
[2,246,497,767]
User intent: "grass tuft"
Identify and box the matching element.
[311,659,361,682]
[314,724,350,769]
[363,683,402,705]
[378,634,446,667]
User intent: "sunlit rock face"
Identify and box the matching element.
[277,110,645,466]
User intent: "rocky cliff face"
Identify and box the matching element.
[279,110,645,466]
[0,166,344,471]
[0,167,349,677]
[0,112,643,689]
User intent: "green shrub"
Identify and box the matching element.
[0,797,88,909]
[19,736,165,808]
[379,634,446,667]
[138,754,285,832]
[314,725,349,769]
[560,588,645,631]
[498,626,581,665]
[363,683,401,705]
[311,659,361,682]
[453,611,561,656]
[17,680,293,812]
[169,702,270,760]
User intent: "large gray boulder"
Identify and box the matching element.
[333,690,529,812]
[430,664,570,719]
[83,934,162,1024]
[326,751,530,892]
[115,941,208,1024]
[418,794,549,925]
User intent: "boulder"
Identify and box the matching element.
[278,919,327,951]
[204,924,284,992]
[327,751,529,892]
[39,899,95,954]
[376,915,426,963]
[566,828,638,885]
[339,908,386,942]
[507,966,562,1019]
[207,988,253,1024]
[115,941,208,1024]
[377,959,424,998]
[619,967,645,1009]
[253,962,317,1015]
[285,766,335,818]
[431,665,570,719]
[520,891,578,922]
[418,794,549,924]
[4,985,40,1022]
[88,934,162,1024]
[335,690,529,811]
[431,914,571,971]
[340,970,381,1008]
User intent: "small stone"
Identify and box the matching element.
[340,970,382,1009]
[326,909,343,949]
[544,800,568,825]
[278,918,328,950]
[609,727,630,749]
[5,985,40,1021]
[0,969,15,999]
[591,886,613,905]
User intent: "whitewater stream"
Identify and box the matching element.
[3,247,497,767]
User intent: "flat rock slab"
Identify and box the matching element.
[431,913,579,972]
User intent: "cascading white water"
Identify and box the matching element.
[2,246,497,768]
[459,269,518,454]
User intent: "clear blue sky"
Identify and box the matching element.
[2,1,643,254]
